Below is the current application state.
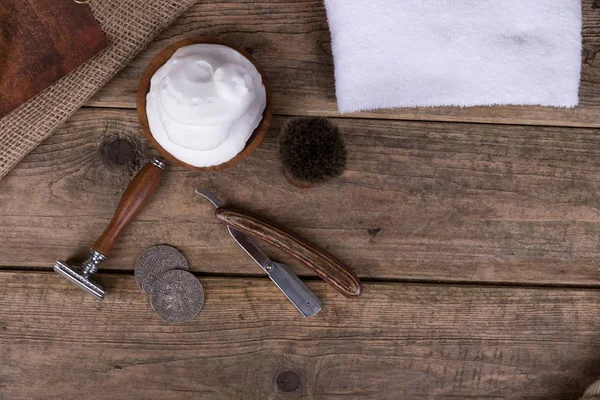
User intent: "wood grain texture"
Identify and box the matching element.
[216,206,362,297]
[92,161,163,256]
[0,271,598,400]
[87,0,600,127]
[0,0,106,118]
[136,36,273,172]
[3,2,599,398]
[2,108,600,286]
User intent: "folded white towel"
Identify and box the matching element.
[324,0,582,113]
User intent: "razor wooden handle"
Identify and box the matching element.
[92,160,164,256]
[215,207,362,298]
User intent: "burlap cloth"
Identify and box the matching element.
[0,0,196,180]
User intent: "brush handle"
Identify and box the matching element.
[92,159,165,256]
[215,207,362,298]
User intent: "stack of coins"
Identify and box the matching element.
[134,245,204,323]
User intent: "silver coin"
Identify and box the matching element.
[150,269,204,323]
[134,245,189,294]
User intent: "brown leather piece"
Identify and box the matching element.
[0,0,107,118]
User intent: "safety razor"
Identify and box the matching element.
[54,159,165,299]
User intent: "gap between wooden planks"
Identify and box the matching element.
[0,271,598,400]
[1,108,600,287]
[86,0,600,128]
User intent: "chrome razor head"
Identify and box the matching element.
[54,260,105,300]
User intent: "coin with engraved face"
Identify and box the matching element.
[149,269,204,323]
[134,245,189,294]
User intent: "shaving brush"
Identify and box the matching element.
[278,117,346,188]
[581,379,600,399]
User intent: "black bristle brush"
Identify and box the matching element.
[278,117,346,188]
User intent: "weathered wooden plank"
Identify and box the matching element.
[2,108,600,286]
[87,0,600,128]
[0,271,598,399]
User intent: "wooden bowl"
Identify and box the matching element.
[137,36,272,172]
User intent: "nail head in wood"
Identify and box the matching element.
[276,371,300,393]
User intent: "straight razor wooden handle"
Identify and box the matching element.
[215,207,362,298]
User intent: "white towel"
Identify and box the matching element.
[324,0,582,113]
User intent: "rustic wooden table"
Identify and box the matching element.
[1,1,600,399]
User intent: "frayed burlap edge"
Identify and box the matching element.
[0,0,196,180]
